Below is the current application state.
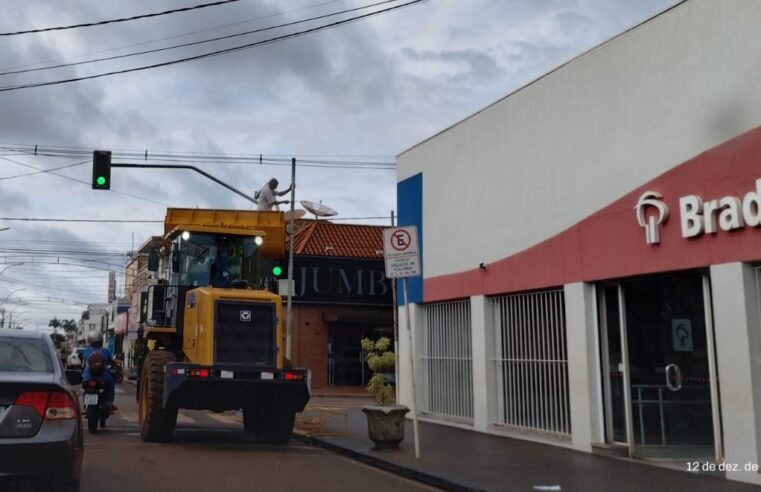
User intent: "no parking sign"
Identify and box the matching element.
[383,226,420,278]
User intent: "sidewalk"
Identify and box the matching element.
[295,398,761,492]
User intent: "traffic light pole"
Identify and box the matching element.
[110,163,257,205]
[285,158,296,360]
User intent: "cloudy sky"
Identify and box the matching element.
[0,0,678,331]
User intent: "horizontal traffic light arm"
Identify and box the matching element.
[110,163,256,204]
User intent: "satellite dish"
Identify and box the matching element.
[284,209,307,221]
[300,200,338,219]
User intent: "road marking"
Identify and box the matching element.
[177,413,196,425]
[119,412,138,423]
[115,388,126,396]
[205,412,241,425]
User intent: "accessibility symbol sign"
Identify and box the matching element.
[383,226,420,278]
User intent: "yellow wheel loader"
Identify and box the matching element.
[136,208,309,443]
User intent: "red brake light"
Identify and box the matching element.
[45,392,77,420]
[199,369,209,378]
[87,380,98,388]
[284,372,304,381]
[16,391,78,420]
[16,392,48,418]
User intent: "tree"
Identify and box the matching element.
[62,319,77,333]
[48,318,67,359]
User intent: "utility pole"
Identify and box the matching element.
[285,158,296,359]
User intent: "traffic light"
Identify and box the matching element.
[92,150,111,189]
[271,260,284,278]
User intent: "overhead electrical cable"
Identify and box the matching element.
[0,0,345,73]
[0,0,427,92]
[0,145,395,168]
[0,154,169,206]
[0,0,241,37]
[0,0,401,77]
[0,218,162,223]
[0,0,343,74]
[0,160,88,181]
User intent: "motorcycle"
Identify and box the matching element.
[110,364,124,384]
[82,377,112,434]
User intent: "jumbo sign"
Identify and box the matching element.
[636,178,761,244]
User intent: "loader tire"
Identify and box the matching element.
[139,350,178,443]
[251,411,295,445]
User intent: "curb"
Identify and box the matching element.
[293,432,484,492]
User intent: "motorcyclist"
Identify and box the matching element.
[82,331,120,411]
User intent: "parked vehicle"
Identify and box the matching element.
[82,377,111,434]
[110,363,124,384]
[67,347,85,369]
[0,330,84,491]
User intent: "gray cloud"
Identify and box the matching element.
[0,0,680,326]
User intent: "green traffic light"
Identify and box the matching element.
[96,176,106,186]
[272,265,283,277]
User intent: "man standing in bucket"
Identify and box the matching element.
[255,178,292,211]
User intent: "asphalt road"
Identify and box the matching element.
[80,383,435,492]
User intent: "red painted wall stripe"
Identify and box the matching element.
[425,125,761,302]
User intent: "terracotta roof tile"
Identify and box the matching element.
[287,219,385,258]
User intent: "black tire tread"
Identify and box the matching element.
[250,411,295,445]
[86,406,98,434]
[139,350,178,442]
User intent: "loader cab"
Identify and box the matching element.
[171,231,261,289]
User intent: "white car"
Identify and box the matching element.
[67,347,85,368]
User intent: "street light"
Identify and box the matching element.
[0,288,26,329]
[0,287,25,306]
[0,263,23,277]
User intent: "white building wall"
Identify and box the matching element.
[397,0,761,278]
[470,295,493,432]
[564,282,603,452]
[710,262,761,485]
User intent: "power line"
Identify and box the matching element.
[0,0,241,37]
[0,0,427,92]
[0,0,346,73]
[0,218,161,224]
[0,154,169,207]
[0,145,395,168]
[0,0,343,74]
[0,0,402,77]
[0,143,393,160]
[0,160,88,181]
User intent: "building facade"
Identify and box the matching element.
[396,0,761,484]
[288,220,393,390]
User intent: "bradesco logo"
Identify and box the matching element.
[636,178,761,245]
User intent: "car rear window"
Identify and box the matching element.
[0,337,54,373]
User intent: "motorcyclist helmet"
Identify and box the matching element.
[87,331,103,348]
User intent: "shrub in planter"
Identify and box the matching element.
[361,337,409,450]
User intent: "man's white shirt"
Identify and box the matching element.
[257,185,277,210]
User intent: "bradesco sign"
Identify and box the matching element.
[636,178,761,245]
[680,178,761,237]
[383,226,421,278]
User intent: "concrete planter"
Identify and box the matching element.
[362,405,409,450]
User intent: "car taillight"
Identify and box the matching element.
[87,380,97,388]
[16,391,77,420]
[45,392,77,420]
[15,392,48,418]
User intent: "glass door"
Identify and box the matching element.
[599,272,721,460]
